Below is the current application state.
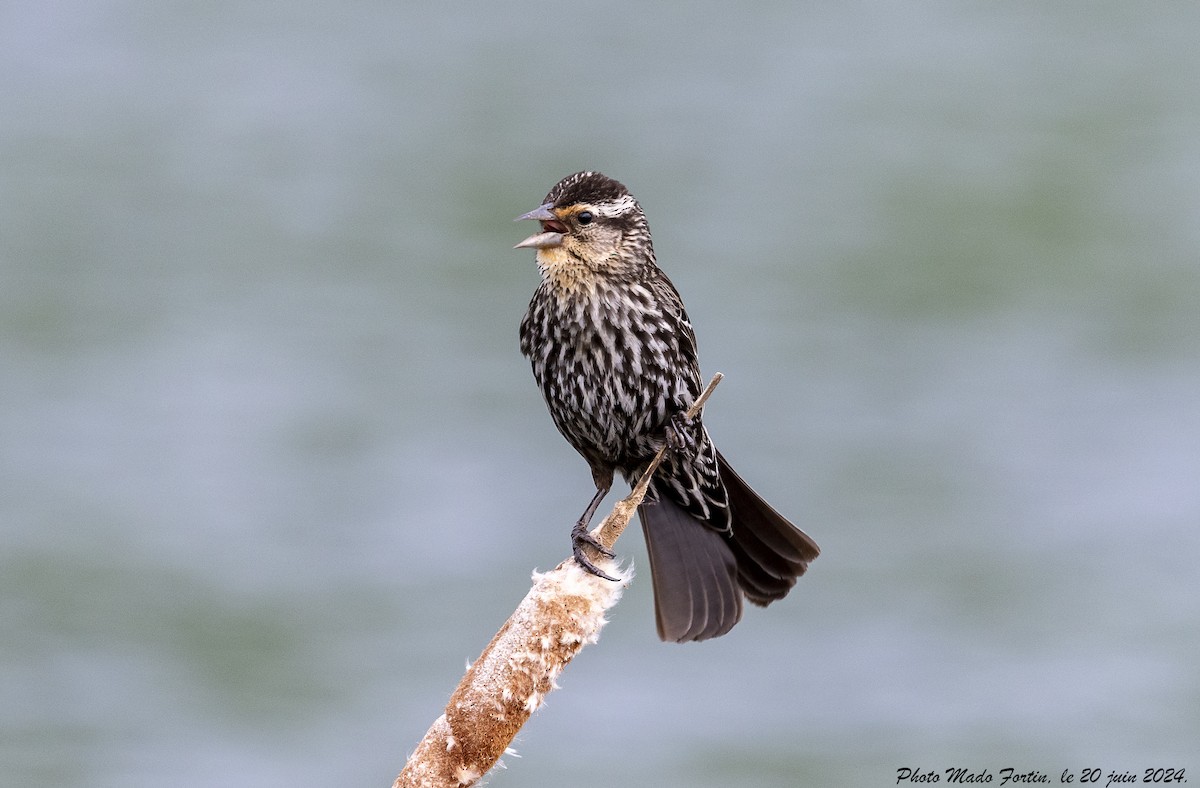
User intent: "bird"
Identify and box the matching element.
[514,171,819,643]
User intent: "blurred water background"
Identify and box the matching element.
[3,2,1198,786]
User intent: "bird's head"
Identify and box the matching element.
[514,171,654,283]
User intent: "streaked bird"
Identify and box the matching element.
[515,171,818,642]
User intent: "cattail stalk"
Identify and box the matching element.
[393,374,723,788]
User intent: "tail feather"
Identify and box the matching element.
[639,496,742,643]
[636,450,819,641]
[717,449,820,606]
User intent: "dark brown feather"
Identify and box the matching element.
[717,449,820,605]
[639,496,741,642]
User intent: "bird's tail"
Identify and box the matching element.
[716,449,820,606]
[637,450,819,642]
[638,495,742,643]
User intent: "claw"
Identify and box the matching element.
[573,525,615,558]
[571,523,619,581]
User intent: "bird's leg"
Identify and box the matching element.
[665,410,703,461]
[571,470,618,581]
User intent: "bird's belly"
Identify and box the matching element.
[533,338,670,467]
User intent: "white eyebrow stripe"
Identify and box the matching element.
[594,194,638,218]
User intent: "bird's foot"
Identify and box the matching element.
[666,411,702,460]
[571,522,619,581]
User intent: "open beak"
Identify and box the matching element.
[514,203,566,249]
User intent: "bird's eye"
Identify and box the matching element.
[577,210,594,225]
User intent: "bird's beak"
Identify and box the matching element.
[514,203,565,249]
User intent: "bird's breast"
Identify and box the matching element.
[521,283,685,464]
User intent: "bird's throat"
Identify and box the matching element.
[536,246,598,297]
